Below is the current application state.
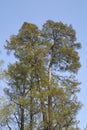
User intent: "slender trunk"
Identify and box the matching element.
[41,99,47,130]
[65,125,69,130]
[38,79,48,130]
[20,107,24,130]
[48,64,54,130]
[65,127,68,130]
[30,96,33,130]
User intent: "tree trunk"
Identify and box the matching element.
[38,79,48,130]
[48,64,54,130]
[40,98,48,130]
[20,107,24,130]
[30,97,33,130]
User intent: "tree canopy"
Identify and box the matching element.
[0,20,81,130]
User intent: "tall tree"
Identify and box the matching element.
[3,20,81,130]
[41,20,81,130]
[4,22,48,130]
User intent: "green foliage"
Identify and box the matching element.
[0,20,81,130]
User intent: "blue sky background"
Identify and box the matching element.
[0,0,87,129]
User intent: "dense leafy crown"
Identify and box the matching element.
[0,20,81,130]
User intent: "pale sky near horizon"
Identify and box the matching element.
[0,0,87,129]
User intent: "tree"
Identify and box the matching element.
[0,53,14,130]
[0,98,16,130]
[41,20,81,130]
[4,22,48,130]
[3,20,81,130]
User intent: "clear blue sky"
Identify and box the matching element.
[0,0,87,129]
